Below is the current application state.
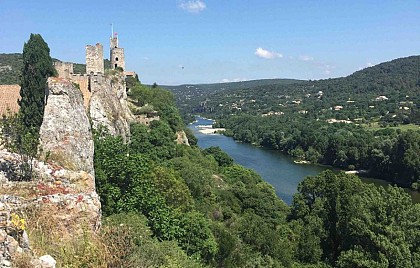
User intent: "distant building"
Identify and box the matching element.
[110,33,125,70]
[375,95,389,101]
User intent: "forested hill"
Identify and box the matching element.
[163,78,304,120]
[172,55,420,125]
[346,55,420,93]
[0,53,111,84]
[309,55,420,101]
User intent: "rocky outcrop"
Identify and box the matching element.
[0,149,101,267]
[39,78,94,176]
[89,72,134,141]
[176,130,190,146]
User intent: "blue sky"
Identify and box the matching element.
[1,0,419,85]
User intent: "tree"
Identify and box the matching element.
[0,34,55,180]
[203,146,234,167]
[19,33,55,136]
[1,112,39,180]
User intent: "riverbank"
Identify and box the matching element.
[196,125,226,134]
[191,117,420,204]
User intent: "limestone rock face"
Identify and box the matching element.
[89,72,134,141]
[176,130,190,146]
[39,78,94,176]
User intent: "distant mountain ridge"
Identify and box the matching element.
[162,78,304,91]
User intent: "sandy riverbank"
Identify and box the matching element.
[197,128,226,134]
[195,124,226,134]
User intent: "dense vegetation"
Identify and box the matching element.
[169,56,420,189]
[94,80,420,267]
[0,53,23,84]
[163,79,303,122]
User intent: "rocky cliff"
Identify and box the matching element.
[39,78,94,176]
[89,71,135,141]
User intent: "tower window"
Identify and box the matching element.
[115,57,119,61]
[115,64,118,68]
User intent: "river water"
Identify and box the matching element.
[189,118,330,204]
[189,117,420,205]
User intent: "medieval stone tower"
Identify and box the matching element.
[86,43,104,74]
[110,34,125,71]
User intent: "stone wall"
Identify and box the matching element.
[70,74,90,109]
[53,61,73,79]
[86,44,104,74]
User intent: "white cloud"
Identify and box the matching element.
[179,0,206,13]
[255,47,283,59]
[299,55,314,61]
[222,78,247,83]
[358,62,375,70]
[320,63,335,76]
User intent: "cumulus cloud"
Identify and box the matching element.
[179,0,206,13]
[299,55,314,61]
[255,47,283,59]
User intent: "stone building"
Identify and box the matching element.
[86,43,104,74]
[110,34,125,71]
[53,61,74,79]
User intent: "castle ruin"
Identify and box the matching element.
[51,32,137,109]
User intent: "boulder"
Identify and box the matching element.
[39,255,56,268]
